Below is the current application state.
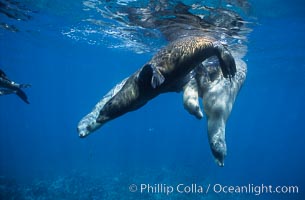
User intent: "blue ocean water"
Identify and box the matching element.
[0,0,305,199]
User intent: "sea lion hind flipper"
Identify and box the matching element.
[16,88,30,104]
[139,64,165,88]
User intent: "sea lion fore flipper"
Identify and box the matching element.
[151,65,165,88]
[183,77,203,119]
[139,64,165,88]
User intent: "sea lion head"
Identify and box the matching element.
[77,112,102,138]
[210,136,227,167]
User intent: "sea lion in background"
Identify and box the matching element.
[77,36,236,138]
[0,69,31,104]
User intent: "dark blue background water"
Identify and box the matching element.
[0,0,305,199]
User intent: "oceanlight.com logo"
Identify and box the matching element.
[128,183,299,196]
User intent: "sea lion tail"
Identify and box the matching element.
[213,41,237,80]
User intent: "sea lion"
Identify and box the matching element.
[0,69,31,104]
[128,1,248,167]
[78,35,236,138]
[182,57,247,166]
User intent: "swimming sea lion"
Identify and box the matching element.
[182,57,247,166]
[0,69,31,104]
[78,36,236,138]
